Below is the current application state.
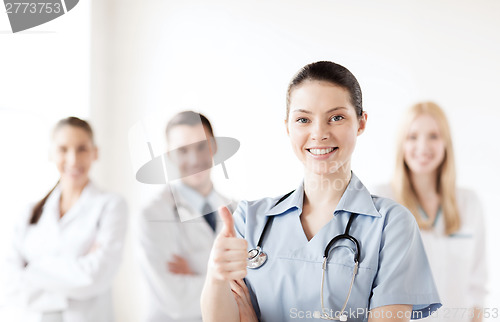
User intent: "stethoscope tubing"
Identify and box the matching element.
[245,191,361,321]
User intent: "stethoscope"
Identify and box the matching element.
[246,191,360,321]
[246,190,294,269]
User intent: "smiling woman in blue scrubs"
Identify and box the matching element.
[201,61,441,322]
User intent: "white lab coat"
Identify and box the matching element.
[3,182,128,322]
[137,182,235,322]
[373,185,487,321]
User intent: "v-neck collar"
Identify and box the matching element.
[44,181,94,226]
[419,206,442,227]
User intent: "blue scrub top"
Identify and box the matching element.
[233,173,441,322]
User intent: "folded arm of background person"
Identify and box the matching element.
[138,199,207,320]
[3,197,127,310]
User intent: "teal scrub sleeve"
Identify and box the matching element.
[233,200,248,240]
[369,203,442,319]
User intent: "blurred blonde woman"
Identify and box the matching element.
[375,102,487,322]
[4,117,128,322]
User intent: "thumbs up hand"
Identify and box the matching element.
[208,206,248,281]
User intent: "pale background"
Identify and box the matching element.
[1,1,499,321]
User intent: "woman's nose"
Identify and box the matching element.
[66,150,77,165]
[311,122,329,141]
[415,137,431,154]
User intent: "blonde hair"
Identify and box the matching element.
[392,102,460,235]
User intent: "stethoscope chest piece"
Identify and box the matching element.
[247,246,267,269]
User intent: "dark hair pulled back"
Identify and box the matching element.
[286,61,363,121]
[30,117,94,224]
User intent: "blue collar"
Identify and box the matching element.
[171,180,218,214]
[265,172,381,218]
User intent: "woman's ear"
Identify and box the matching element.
[285,119,290,136]
[357,112,368,136]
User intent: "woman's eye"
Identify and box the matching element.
[296,117,309,124]
[330,115,344,122]
[407,134,417,140]
[429,133,439,140]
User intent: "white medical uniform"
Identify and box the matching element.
[373,185,487,321]
[234,173,441,322]
[3,182,128,322]
[138,181,236,322]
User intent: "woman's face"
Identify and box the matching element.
[51,125,97,187]
[403,113,446,175]
[286,80,366,177]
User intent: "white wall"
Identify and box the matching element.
[2,0,498,321]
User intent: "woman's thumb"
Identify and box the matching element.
[218,206,236,237]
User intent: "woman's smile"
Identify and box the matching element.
[306,146,338,159]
